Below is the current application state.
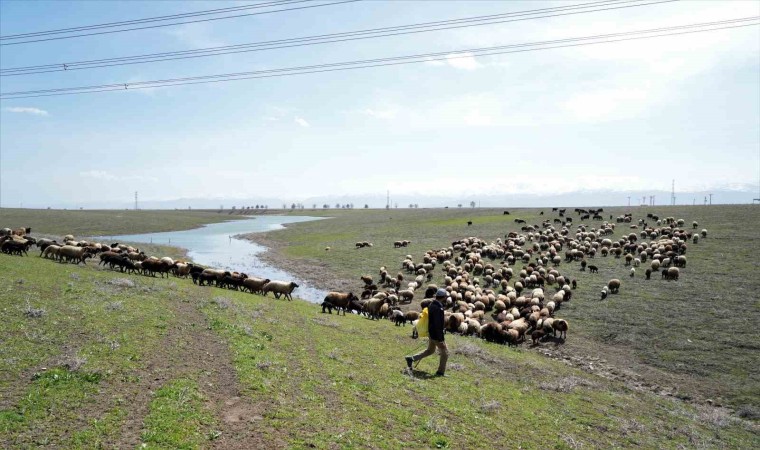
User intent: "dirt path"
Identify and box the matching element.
[113,294,284,449]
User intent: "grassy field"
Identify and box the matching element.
[1,206,758,448]
[243,206,760,412]
[0,208,240,236]
[1,247,757,448]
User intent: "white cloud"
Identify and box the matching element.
[563,86,653,122]
[294,117,310,127]
[5,107,48,116]
[360,108,397,120]
[424,53,483,70]
[445,52,482,70]
[79,170,157,183]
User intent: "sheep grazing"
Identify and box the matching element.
[553,319,569,339]
[322,292,358,315]
[645,268,652,280]
[600,286,609,300]
[262,280,299,301]
[701,229,707,238]
[531,329,545,345]
[666,267,680,281]
[630,268,635,278]
[607,279,621,294]
[324,246,331,251]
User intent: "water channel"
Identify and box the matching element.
[99,216,328,303]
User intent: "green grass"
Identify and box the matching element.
[141,378,216,449]
[0,208,236,236]
[201,285,758,449]
[1,206,758,448]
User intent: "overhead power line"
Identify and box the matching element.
[1,0,675,76]
[0,0,299,39]
[1,18,757,100]
[0,0,358,46]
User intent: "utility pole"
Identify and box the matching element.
[671,179,675,206]
[386,190,390,209]
[135,191,139,210]
[627,196,631,207]
[709,193,713,205]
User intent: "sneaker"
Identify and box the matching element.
[405,357,414,369]
[434,371,445,377]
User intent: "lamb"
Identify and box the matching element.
[600,286,608,300]
[607,279,621,294]
[322,292,358,315]
[630,268,635,278]
[391,309,406,326]
[262,280,299,301]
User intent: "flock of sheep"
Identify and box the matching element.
[0,228,300,301]
[2,209,704,349]
[319,209,704,348]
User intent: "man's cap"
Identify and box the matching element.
[435,288,448,298]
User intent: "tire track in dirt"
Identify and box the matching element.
[112,294,285,449]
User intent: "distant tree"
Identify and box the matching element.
[312,203,317,209]
[335,203,341,209]
[291,203,296,210]
[364,204,369,209]
[414,203,419,208]
[232,206,236,210]
[283,204,287,209]
[457,204,462,208]
[323,204,329,209]
[470,201,476,208]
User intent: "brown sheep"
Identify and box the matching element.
[322,291,357,314]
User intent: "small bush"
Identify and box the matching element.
[109,278,135,288]
[736,404,759,420]
[479,400,501,414]
[23,300,45,318]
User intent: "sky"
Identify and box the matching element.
[0,0,759,208]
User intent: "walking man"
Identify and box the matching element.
[406,288,448,376]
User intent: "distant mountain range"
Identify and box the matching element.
[28,184,759,210]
